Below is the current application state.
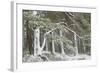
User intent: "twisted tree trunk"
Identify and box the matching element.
[33,28,57,56]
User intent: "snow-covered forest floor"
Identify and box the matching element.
[23,52,90,62]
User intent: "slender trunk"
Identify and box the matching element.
[52,32,55,54]
[45,38,48,51]
[28,30,33,55]
[60,30,65,54]
[78,38,80,53]
[45,30,48,51]
[82,39,85,53]
[74,32,78,55]
[40,36,46,51]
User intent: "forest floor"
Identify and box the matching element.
[23,52,91,62]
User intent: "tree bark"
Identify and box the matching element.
[82,39,85,54]
[60,30,65,54]
[45,38,48,51]
[74,32,78,55]
[40,36,46,51]
[34,28,41,56]
[51,32,55,54]
[26,20,33,55]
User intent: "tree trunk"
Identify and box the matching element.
[60,30,65,54]
[51,32,55,54]
[74,32,78,55]
[34,28,41,56]
[45,38,48,51]
[82,39,85,54]
[26,20,33,55]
